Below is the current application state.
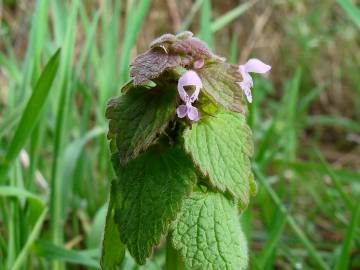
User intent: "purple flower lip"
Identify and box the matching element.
[237,58,271,103]
[176,70,202,121]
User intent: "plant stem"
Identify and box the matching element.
[165,234,185,270]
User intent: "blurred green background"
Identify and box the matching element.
[0,0,359,269]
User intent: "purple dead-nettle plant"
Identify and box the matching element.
[102,31,271,270]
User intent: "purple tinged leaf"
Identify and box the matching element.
[170,37,214,58]
[130,48,181,85]
[150,33,177,48]
[176,31,194,40]
[130,32,224,85]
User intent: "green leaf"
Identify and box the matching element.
[0,49,61,180]
[184,110,254,204]
[112,146,197,264]
[101,181,125,270]
[197,62,245,113]
[105,84,177,164]
[171,191,248,270]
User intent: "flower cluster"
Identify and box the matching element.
[176,58,271,121]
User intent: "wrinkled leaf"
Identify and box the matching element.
[112,146,197,264]
[106,84,177,164]
[183,110,254,205]
[198,62,245,113]
[170,37,215,59]
[130,32,223,85]
[172,191,248,270]
[130,48,181,85]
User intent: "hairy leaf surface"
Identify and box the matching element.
[198,62,245,113]
[130,32,223,85]
[172,191,248,270]
[183,110,254,204]
[105,85,177,164]
[112,147,197,264]
[130,48,182,85]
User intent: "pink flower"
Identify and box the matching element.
[176,70,202,121]
[237,58,271,103]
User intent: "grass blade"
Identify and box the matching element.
[180,0,203,31]
[61,127,106,216]
[200,0,213,48]
[314,149,354,211]
[49,3,79,269]
[119,0,151,84]
[0,49,61,181]
[0,109,22,138]
[98,0,121,110]
[0,186,45,206]
[299,85,325,113]
[254,166,330,270]
[34,241,100,268]
[19,0,49,97]
[259,211,287,268]
[336,0,360,28]
[334,196,360,270]
[305,115,360,133]
[75,10,100,77]
[10,208,48,270]
[211,0,257,33]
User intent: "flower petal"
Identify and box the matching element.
[178,70,202,103]
[238,65,253,87]
[193,59,205,69]
[244,58,271,74]
[177,84,189,103]
[238,82,253,103]
[187,104,200,121]
[176,104,188,118]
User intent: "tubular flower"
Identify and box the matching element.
[237,59,271,103]
[176,70,202,121]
